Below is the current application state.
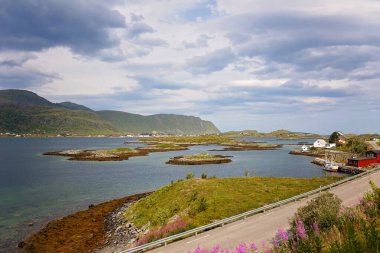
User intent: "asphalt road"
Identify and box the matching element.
[146,169,380,253]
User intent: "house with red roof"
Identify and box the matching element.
[347,150,380,167]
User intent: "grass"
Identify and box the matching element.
[143,135,236,144]
[96,147,137,154]
[148,143,184,149]
[124,176,341,232]
[181,153,221,160]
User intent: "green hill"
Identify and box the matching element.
[0,105,118,135]
[57,102,93,112]
[97,111,220,135]
[0,89,220,135]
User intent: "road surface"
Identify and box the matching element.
[146,169,380,253]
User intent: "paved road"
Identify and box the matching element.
[147,170,380,253]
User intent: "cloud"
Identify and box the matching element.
[220,12,380,78]
[125,15,154,39]
[0,66,59,89]
[0,0,126,55]
[183,34,213,48]
[186,48,236,74]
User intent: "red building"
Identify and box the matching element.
[347,150,380,167]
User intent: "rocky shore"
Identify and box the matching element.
[289,149,324,158]
[22,192,151,253]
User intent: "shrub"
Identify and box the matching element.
[201,173,208,179]
[186,173,195,180]
[291,192,342,232]
[197,197,208,212]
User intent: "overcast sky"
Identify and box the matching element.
[0,0,379,134]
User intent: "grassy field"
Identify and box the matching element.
[124,176,341,237]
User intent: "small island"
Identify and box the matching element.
[44,148,148,161]
[127,135,282,151]
[44,144,189,161]
[136,143,188,152]
[166,152,232,165]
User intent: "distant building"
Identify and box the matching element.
[313,139,327,148]
[373,138,380,142]
[347,150,380,167]
[302,145,309,152]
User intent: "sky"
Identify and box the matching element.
[0,0,379,134]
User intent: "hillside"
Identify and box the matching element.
[0,89,220,135]
[97,111,220,135]
[223,129,322,139]
[0,105,119,135]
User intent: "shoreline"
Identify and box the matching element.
[21,192,151,253]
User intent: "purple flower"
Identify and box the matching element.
[277,228,289,242]
[250,242,258,252]
[236,243,247,253]
[194,246,202,253]
[296,220,307,239]
[211,245,220,253]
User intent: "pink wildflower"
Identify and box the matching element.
[277,228,289,242]
[250,242,258,252]
[296,219,307,239]
[236,243,247,253]
[211,245,220,253]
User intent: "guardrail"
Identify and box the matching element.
[120,166,380,253]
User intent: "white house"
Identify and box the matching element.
[302,145,309,152]
[313,139,327,148]
[373,138,380,142]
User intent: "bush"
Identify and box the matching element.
[291,192,342,232]
[201,173,208,179]
[185,173,195,180]
[197,197,208,212]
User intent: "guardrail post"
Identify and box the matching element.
[165,242,167,247]
[195,232,198,236]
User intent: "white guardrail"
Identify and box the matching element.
[119,167,380,253]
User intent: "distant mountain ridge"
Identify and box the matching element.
[0,89,220,135]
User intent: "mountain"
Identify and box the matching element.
[57,102,93,112]
[97,111,220,135]
[0,89,53,107]
[0,89,220,135]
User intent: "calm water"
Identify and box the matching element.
[0,137,331,251]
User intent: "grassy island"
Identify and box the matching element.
[166,152,232,165]
[44,147,147,161]
[129,135,282,150]
[136,143,188,152]
[124,176,341,245]
[44,143,189,161]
